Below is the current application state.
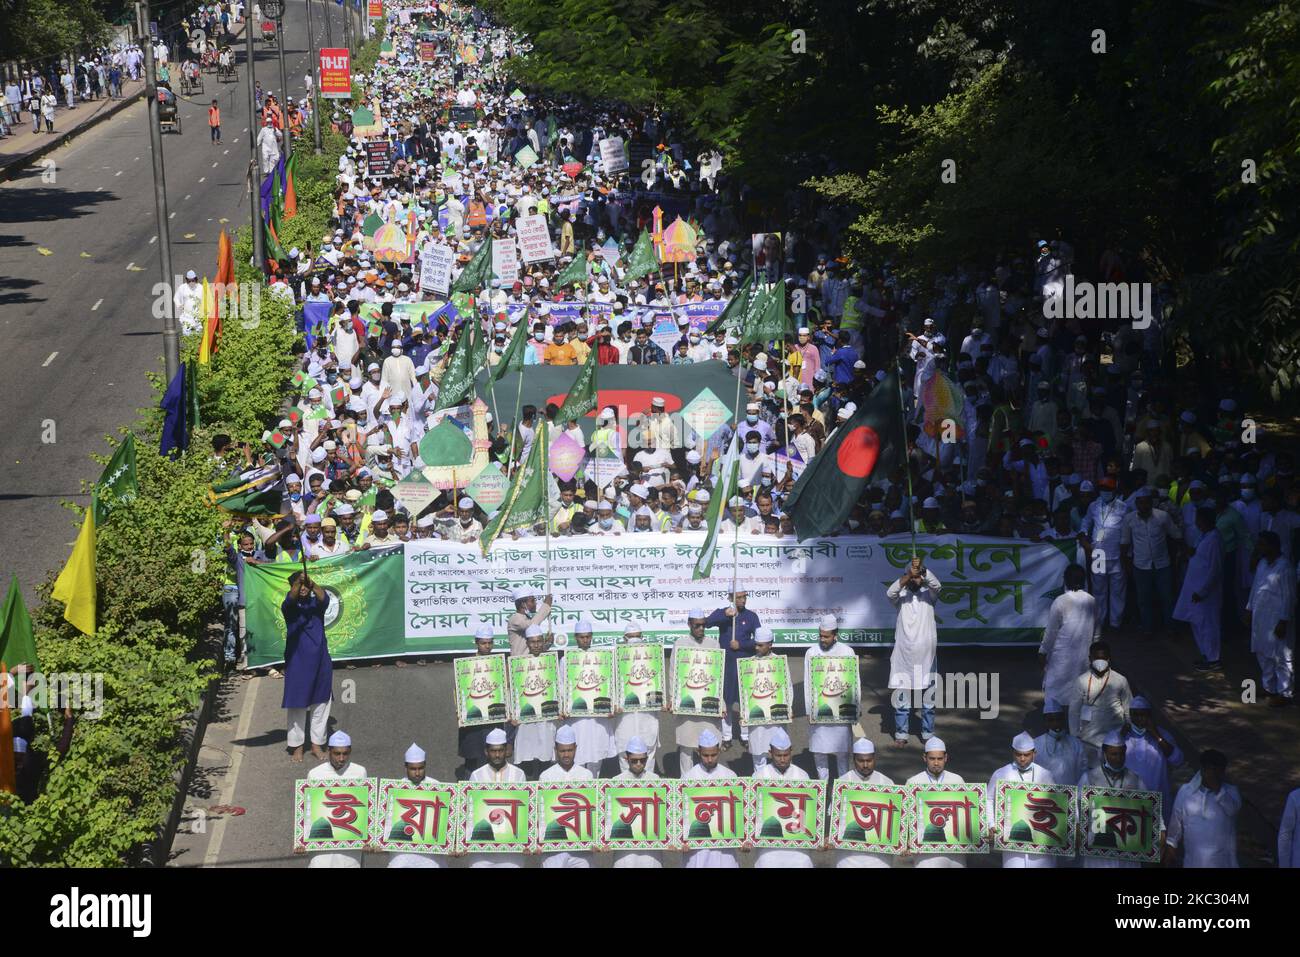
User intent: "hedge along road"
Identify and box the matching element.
[0,0,346,601]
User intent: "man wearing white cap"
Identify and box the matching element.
[512,625,558,778]
[1039,564,1099,710]
[538,725,595,868]
[704,586,760,750]
[741,627,784,771]
[444,497,483,544]
[674,609,724,777]
[903,737,966,868]
[804,614,854,780]
[986,733,1057,868]
[835,739,896,869]
[467,728,526,869]
[1124,696,1183,823]
[458,626,511,778]
[1078,730,1147,869]
[887,557,942,747]
[387,743,443,869]
[1033,700,1087,788]
[610,736,663,868]
[306,731,367,868]
[567,620,616,775]
[751,727,815,868]
[174,270,203,334]
[681,728,738,868]
[507,586,552,657]
[1068,641,1132,767]
[615,624,660,772]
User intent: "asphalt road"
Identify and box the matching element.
[0,1,347,600]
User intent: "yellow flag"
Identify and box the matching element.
[52,506,96,636]
[197,278,214,365]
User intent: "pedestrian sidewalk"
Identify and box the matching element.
[0,80,145,179]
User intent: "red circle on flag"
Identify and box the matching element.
[836,425,880,478]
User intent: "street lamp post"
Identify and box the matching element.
[323,0,333,48]
[304,0,323,153]
[265,0,290,160]
[245,0,265,272]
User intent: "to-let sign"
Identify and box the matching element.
[367,0,383,19]
[319,48,351,100]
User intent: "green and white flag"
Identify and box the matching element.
[707,272,753,336]
[553,343,597,425]
[553,254,589,289]
[480,420,550,555]
[432,321,483,414]
[493,315,531,382]
[624,229,659,283]
[92,432,138,525]
[692,432,740,579]
[451,240,492,294]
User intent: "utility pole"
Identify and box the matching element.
[343,0,352,55]
[245,0,265,272]
[304,0,323,153]
[137,0,179,382]
[323,0,333,48]
[266,0,290,160]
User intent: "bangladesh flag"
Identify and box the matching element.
[480,420,550,555]
[624,230,659,283]
[783,373,906,540]
[553,342,597,425]
[91,432,138,526]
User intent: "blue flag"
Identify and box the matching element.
[260,170,276,220]
[159,366,189,458]
[302,301,332,349]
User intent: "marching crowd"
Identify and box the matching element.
[184,0,1300,867]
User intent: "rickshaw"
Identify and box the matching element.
[180,60,203,96]
[261,19,278,47]
[217,46,237,83]
[157,83,182,134]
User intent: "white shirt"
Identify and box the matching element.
[1038,589,1099,707]
[1167,779,1241,868]
[804,641,855,754]
[1247,555,1296,653]
[887,571,941,690]
[1120,508,1181,570]
[1032,730,1087,790]
[1069,667,1132,749]
[1082,497,1129,560]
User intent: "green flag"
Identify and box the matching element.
[783,373,906,540]
[624,230,659,283]
[480,420,550,555]
[742,284,790,346]
[546,114,558,149]
[451,240,492,294]
[553,255,589,289]
[432,322,480,414]
[91,433,138,526]
[553,342,597,425]
[693,433,741,580]
[494,316,531,382]
[0,575,40,670]
[708,272,754,336]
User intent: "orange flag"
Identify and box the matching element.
[0,664,15,795]
[198,278,222,364]
[215,228,235,287]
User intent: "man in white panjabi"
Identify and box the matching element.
[681,729,738,869]
[1039,564,1098,708]
[1247,530,1295,704]
[1173,507,1224,669]
[565,619,616,775]
[610,737,663,868]
[538,725,594,868]
[512,625,557,778]
[387,743,443,869]
[1278,786,1300,868]
[1164,749,1240,868]
[751,728,815,868]
[615,624,660,773]
[1078,731,1150,869]
[1123,696,1183,824]
[903,737,966,869]
[306,731,367,868]
[834,738,896,868]
[1068,641,1132,767]
[743,627,782,771]
[887,557,942,747]
[1033,700,1087,788]
[804,613,854,780]
[986,732,1057,869]
[466,728,525,869]
[673,609,723,778]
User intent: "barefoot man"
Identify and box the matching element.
[283,570,334,763]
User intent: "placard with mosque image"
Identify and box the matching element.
[453,653,510,727]
[616,643,665,714]
[508,651,561,724]
[992,780,1077,857]
[907,784,987,854]
[532,781,604,853]
[669,646,725,718]
[749,780,825,850]
[676,778,752,849]
[374,780,460,854]
[294,778,377,853]
[737,654,792,726]
[1079,786,1162,862]
[601,781,677,849]
[458,783,534,853]
[808,654,861,724]
[828,782,910,854]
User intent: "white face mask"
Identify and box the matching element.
[598,518,613,529]
[745,444,759,457]
[1091,659,1109,673]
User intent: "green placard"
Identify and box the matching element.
[294,779,377,852]
[750,780,825,849]
[375,780,459,854]
[737,655,793,726]
[454,654,510,727]
[828,782,909,854]
[617,644,665,713]
[676,778,751,848]
[460,784,533,852]
[563,648,615,718]
[533,782,603,851]
[808,654,860,724]
[670,646,725,718]
[602,781,676,849]
[509,652,561,723]
[907,784,987,854]
[1079,786,1163,862]
[993,780,1077,857]
[515,144,538,168]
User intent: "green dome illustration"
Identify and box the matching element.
[680,695,695,709]
[687,818,714,839]
[748,705,766,720]
[1008,821,1034,843]
[843,823,867,842]
[520,702,535,718]
[308,817,335,840]
[922,823,949,844]
[817,704,835,719]
[466,704,483,720]
[624,691,641,707]
[544,821,569,842]
[389,819,416,841]
[760,816,786,839]
[471,819,497,842]
[609,819,635,841]
[571,697,587,713]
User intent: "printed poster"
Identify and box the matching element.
[737,654,792,726]
[453,653,510,727]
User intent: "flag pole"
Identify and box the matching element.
[895,358,917,561]
[542,420,553,593]
[728,291,752,593]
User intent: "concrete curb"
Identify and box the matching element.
[0,89,145,182]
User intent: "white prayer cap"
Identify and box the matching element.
[511,586,534,603]
[371,509,390,522]
[599,407,615,420]
[623,623,642,636]
[1012,732,1036,752]
[853,738,875,756]
[797,326,810,335]
[754,627,774,644]
[922,497,940,509]
[583,500,597,511]
[1101,730,1125,748]
[625,737,649,756]
[322,440,337,451]
[1043,698,1065,715]
[474,625,495,641]
[769,727,791,750]
[853,360,867,370]
[311,448,327,463]
[524,624,543,639]
[698,729,721,748]
[746,401,760,412]
[923,736,946,754]
[458,496,474,509]
[688,607,706,620]
[630,483,650,499]
[404,742,426,763]
[685,450,701,465]
[597,501,613,512]
[836,407,852,421]
[1130,695,1151,710]
[485,728,508,745]
[185,269,197,280]
[728,496,745,508]
[327,730,352,748]
[634,506,653,518]
[554,725,577,745]
[819,614,839,631]
[416,514,437,528]
[1079,480,1095,493]
[688,504,702,516]
[334,503,355,516]
[574,618,595,634]
[13,737,27,754]
[695,490,711,503]
[286,474,303,484]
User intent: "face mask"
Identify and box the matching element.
[598,518,613,529]
[1129,725,1146,736]
[290,492,302,502]
[1047,727,1064,739]
[746,444,759,456]
[1092,659,1109,673]
[847,519,861,530]
[746,415,758,424]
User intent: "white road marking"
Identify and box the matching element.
[125,261,135,270]
[242,127,248,133]
[42,352,58,367]
[168,212,175,219]
[223,149,229,155]
[199,176,206,182]
[184,194,191,200]
[212,161,218,168]
[202,675,261,866]
[149,235,158,244]
[114,170,122,176]
[91,298,103,311]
